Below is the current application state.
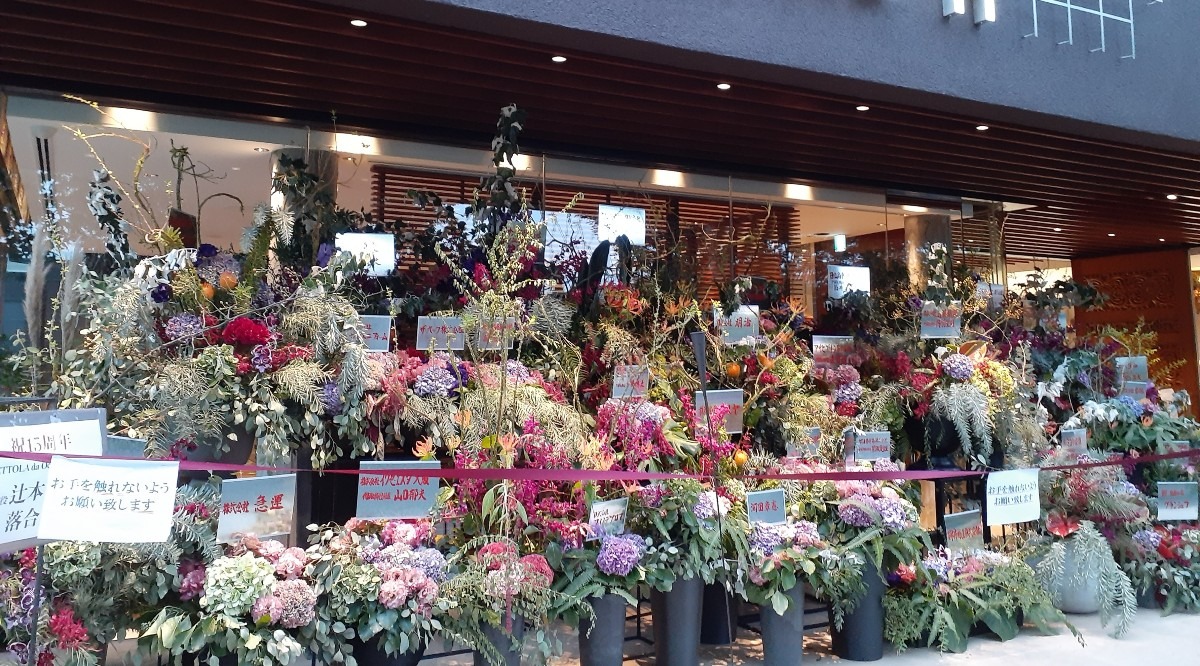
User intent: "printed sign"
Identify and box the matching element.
[475,318,518,351]
[853,431,892,461]
[919,301,962,339]
[1115,356,1150,383]
[694,389,745,434]
[357,461,441,519]
[612,365,650,399]
[812,335,855,371]
[1158,482,1199,521]
[360,315,393,352]
[217,474,297,543]
[787,426,821,458]
[1060,429,1088,457]
[597,204,646,245]
[416,316,466,351]
[827,265,870,300]
[1120,380,1149,401]
[587,498,629,540]
[1161,440,1191,456]
[0,458,48,550]
[746,489,786,525]
[336,232,396,277]
[944,509,985,552]
[985,468,1040,526]
[39,456,178,543]
[714,305,760,345]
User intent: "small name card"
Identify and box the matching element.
[944,509,985,552]
[1158,482,1199,521]
[827,265,870,300]
[919,301,962,339]
[1115,356,1149,383]
[612,365,650,399]
[746,489,786,525]
[1120,381,1149,401]
[787,426,821,459]
[812,336,854,371]
[416,316,466,351]
[357,460,440,519]
[217,474,297,543]
[985,469,1040,526]
[714,305,760,345]
[360,315,393,352]
[476,318,518,351]
[1060,429,1088,457]
[587,498,629,540]
[39,456,178,543]
[853,431,892,461]
[694,389,745,434]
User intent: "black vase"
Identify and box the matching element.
[579,593,627,666]
[650,577,704,666]
[831,560,885,662]
[179,652,238,666]
[351,637,427,666]
[700,582,739,644]
[759,583,806,666]
[473,615,525,666]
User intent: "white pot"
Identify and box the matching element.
[1048,538,1102,614]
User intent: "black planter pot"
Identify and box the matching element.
[579,593,628,666]
[1138,587,1162,610]
[700,582,739,645]
[473,616,525,666]
[831,560,885,662]
[969,609,1024,637]
[760,583,806,666]
[650,577,704,666]
[351,637,427,666]
[179,652,238,666]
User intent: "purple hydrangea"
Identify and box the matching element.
[942,353,975,381]
[321,381,344,416]
[837,494,876,528]
[505,360,532,383]
[1133,529,1164,551]
[834,382,864,404]
[792,520,822,547]
[875,497,912,532]
[196,252,241,284]
[749,523,787,556]
[596,534,645,576]
[165,313,205,341]
[693,491,729,523]
[401,548,449,582]
[1117,395,1142,413]
[414,366,457,398]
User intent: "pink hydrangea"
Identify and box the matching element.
[274,548,307,580]
[273,579,317,629]
[257,539,286,563]
[178,559,205,601]
[381,520,433,548]
[379,579,412,610]
[251,595,284,625]
[835,479,872,499]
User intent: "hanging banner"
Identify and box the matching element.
[944,509,985,552]
[586,497,629,540]
[694,389,745,434]
[812,335,855,371]
[1059,429,1089,457]
[38,457,178,543]
[827,265,870,300]
[853,431,892,461]
[1158,482,1199,521]
[217,474,297,543]
[1115,356,1150,383]
[985,469,1040,526]
[746,489,786,525]
[787,426,821,458]
[416,316,466,351]
[919,301,962,339]
[612,365,650,399]
[357,460,441,519]
[713,305,760,345]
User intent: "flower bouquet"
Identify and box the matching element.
[910,345,1016,469]
[0,549,96,666]
[1116,524,1200,614]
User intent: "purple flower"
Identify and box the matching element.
[403,548,449,582]
[874,497,912,532]
[906,296,924,310]
[639,484,666,508]
[316,242,335,268]
[942,353,975,381]
[251,344,273,372]
[834,382,863,404]
[150,283,173,303]
[251,595,284,625]
[196,252,241,284]
[320,381,344,416]
[749,523,787,556]
[596,534,645,576]
[272,579,317,629]
[1117,395,1141,413]
[693,491,730,522]
[792,520,821,547]
[198,243,219,258]
[414,366,457,397]
[178,560,206,601]
[837,494,876,528]
[1133,529,1163,551]
[505,360,532,383]
[165,313,204,341]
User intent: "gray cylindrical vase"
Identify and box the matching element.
[760,583,806,666]
[473,615,525,666]
[831,559,885,662]
[650,576,704,666]
[579,593,628,666]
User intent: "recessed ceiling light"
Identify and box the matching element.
[716,83,732,90]
[231,166,241,171]
[975,124,990,131]
[1160,238,1166,242]
[856,105,870,112]
[253,147,269,153]
[344,156,355,161]
[551,55,567,63]
[350,19,367,27]
[1107,233,1116,237]
[1167,194,1178,200]
[1053,227,1062,231]
[901,205,928,213]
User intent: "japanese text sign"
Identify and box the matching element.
[357,461,440,519]
[475,318,518,351]
[985,469,1040,526]
[827,265,870,300]
[612,365,650,399]
[787,426,821,459]
[714,305,760,346]
[694,389,745,434]
[1158,482,1199,521]
[1060,429,1088,457]
[812,336,855,371]
[39,457,178,543]
[217,474,297,543]
[919,301,962,339]
[0,459,47,551]
[587,498,628,540]
[360,315,393,352]
[853,431,892,461]
[416,316,466,351]
[944,509,985,552]
[1115,356,1149,383]
[1120,381,1149,401]
[746,489,786,525]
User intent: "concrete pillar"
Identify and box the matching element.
[904,214,953,291]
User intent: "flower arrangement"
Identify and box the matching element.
[740,518,836,614]
[0,549,96,666]
[545,531,647,625]
[909,344,1016,468]
[630,478,745,592]
[1116,524,1200,614]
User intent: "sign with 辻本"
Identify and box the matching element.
[357,460,441,519]
[853,431,892,461]
[360,315,393,352]
[217,474,297,543]
[694,389,745,434]
[812,336,855,371]
[714,305,760,345]
[587,497,628,540]
[38,456,179,543]
[919,301,962,339]
[944,509,985,552]
[985,469,1040,526]
[612,365,650,399]
[746,489,786,525]
[1157,482,1199,521]
[416,316,466,351]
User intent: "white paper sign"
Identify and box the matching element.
[587,497,629,540]
[39,457,178,543]
[827,265,871,300]
[985,469,1040,526]
[812,335,855,371]
[612,365,650,399]
[694,389,745,434]
[1158,482,1199,521]
[1060,429,1088,457]
[944,509,985,552]
[416,316,466,351]
[853,431,892,461]
[1120,381,1149,401]
[0,458,49,551]
[360,315,393,352]
[714,305,760,345]
[1115,356,1150,383]
[787,426,821,458]
[357,460,441,519]
[475,318,518,351]
[217,474,297,543]
[597,204,646,245]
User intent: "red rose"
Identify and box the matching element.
[221,316,272,346]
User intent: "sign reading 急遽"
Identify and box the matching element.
[416,316,466,351]
[360,315,393,352]
[357,460,441,519]
[39,456,179,543]
[217,474,297,543]
[587,497,629,540]
[714,305,760,346]
[944,509,985,552]
[746,489,786,525]
[1158,482,1199,521]
[985,469,1040,526]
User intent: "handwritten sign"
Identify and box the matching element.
[612,365,650,399]
[416,316,466,351]
[827,265,870,300]
[944,509,985,552]
[985,469,1040,526]
[812,335,855,371]
[714,305,760,345]
[919,301,962,339]
[0,458,48,551]
[39,457,178,543]
[360,315,393,352]
[1161,440,1191,456]
[853,431,892,461]
[357,461,440,519]
[787,426,821,458]
[746,489,786,525]
[587,498,629,540]
[1158,482,1199,521]
[1120,381,1149,401]
[475,318,518,351]
[217,474,297,543]
[1060,429,1088,457]
[694,389,745,434]
[1115,356,1149,383]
